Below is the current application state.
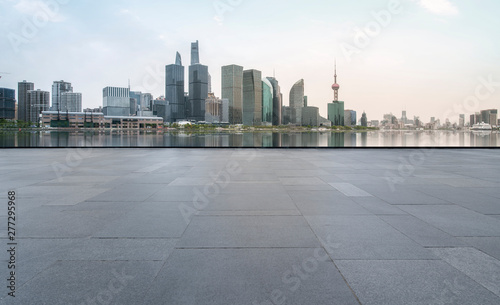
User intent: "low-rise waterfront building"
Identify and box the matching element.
[42,111,163,129]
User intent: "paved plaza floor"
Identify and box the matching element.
[1,148,499,304]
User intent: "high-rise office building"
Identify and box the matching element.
[262,78,273,124]
[103,87,130,116]
[302,106,320,127]
[191,40,200,65]
[166,52,186,122]
[188,41,209,122]
[222,64,244,124]
[0,88,16,119]
[60,93,82,112]
[328,64,344,126]
[481,109,498,125]
[361,112,368,127]
[344,110,357,127]
[243,69,262,126]
[289,79,305,125]
[401,111,407,124]
[459,114,465,127]
[51,81,73,111]
[18,80,34,122]
[27,89,50,123]
[266,77,282,126]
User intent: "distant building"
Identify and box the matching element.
[344,110,357,127]
[27,89,50,123]
[60,93,82,112]
[17,80,34,122]
[328,102,344,126]
[266,77,282,126]
[152,98,170,123]
[42,111,163,129]
[475,112,482,124]
[401,111,408,124]
[282,106,292,125]
[361,112,368,127]
[103,87,130,116]
[51,81,73,111]
[302,106,319,127]
[262,78,274,125]
[83,106,103,113]
[289,79,304,125]
[188,40,209,122]
[470,114,475,126]
[130,98,138,116]
[222,65,244,124]
[0,88,16,119]
[243,69,263,126]
[165,52,186,122]
[205,93,229,123]
[481,109,497,124]
[459,114,465,128]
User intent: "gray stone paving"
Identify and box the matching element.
[0,148,499,304]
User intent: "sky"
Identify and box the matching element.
[1,0,499,123]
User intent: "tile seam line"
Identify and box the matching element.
[301,212,363,305]
[433,252,500,298]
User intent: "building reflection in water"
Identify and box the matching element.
[1,131,499,148]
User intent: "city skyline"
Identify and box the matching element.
[1,0,500,122]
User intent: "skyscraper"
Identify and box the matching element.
[51,81,73,111]
[191,40,200,65]
[60,93,82,112]
[344,110,357,127]
[266,77,282,126]
[166,52,186,122]
[18,80,34,122]
[27,89,50,123]
[222,64,244,124]
[0,88,16,119]
[262,78,274,124]
[361,112,368,127]
[328,102,344,126]
[188,41,209,122]
[289,79,305,125]
[243,69,262,126]
[103,87,130,116]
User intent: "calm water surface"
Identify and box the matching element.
[1,130,499,148]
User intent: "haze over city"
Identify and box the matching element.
[1,0,499,122]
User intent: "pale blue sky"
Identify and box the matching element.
[1,0,499,122]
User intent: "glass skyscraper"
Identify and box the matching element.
[328,101,345,126]
[243,69,262,126]
[289,79,304,125]
[166,52,186,122]
[0,88,16,119]
[262,78,273,124]
[188,41,209,122]
[266,77,282,126]
[222,64,243,124]
[103,87,130,116]
[60,93,82,112]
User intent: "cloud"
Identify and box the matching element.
[414,0,459,16]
